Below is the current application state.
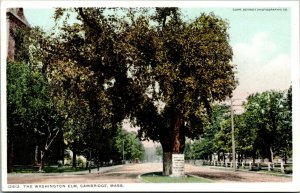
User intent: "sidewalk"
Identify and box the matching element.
[185,164,291,182]
[195,165,292,178]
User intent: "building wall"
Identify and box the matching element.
[6,8,30,61]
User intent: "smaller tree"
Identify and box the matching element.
[155,145,163,157]
[234,114,253,162]
[243,90,292,163]
[7,61,63,172]
[114,128,145,162]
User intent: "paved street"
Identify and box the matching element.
[7,163,291,184]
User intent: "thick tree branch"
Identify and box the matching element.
[77,8,103,34]
[45,128,60,151]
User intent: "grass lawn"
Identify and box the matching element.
[140,172,214,183]
[11,166,88,173]
[44,166,87,173]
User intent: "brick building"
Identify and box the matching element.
[6,8,30,61]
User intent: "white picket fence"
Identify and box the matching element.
[187,160,292,174]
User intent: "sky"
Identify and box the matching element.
[23,6,292,147]
[182,7,292,104]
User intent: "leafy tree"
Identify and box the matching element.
[276,86,292,163]
[210,104,231,161]
[188,104,231,161]
[243,90,292,163]
[36,8,236,175]
[155,145,163,157]
[234,114,253,162]
[7,26,67,172]
[183,140,193,160]
[114,128,145,161]
[7,61,33,172]
[27,18,120,167]
[129,9,236,175]
[188,138,214,160]
[7,60,63,172]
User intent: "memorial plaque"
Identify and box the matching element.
[172,154,185,177]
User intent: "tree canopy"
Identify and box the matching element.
[32,7,237,175]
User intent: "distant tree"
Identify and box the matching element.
[155,145,163,157]
[234,114,253,162]
[183,141,193,160]
[243,90,292,163]
[187,104,231,161]
[114,128,145,161]
[276,86,292,163]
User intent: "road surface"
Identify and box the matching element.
[7,163,291,184]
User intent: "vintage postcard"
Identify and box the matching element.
[1,0,299,192]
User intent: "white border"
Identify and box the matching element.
[1,1,299,192]
[0,0,298,8]
[291,0,300,188]
[1,0,8,190]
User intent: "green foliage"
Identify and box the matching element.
[188,88,292,163]
[187,104,230,160]
[30,8,130,164]
[35,8,236,176]
[13,28,31,63]
[35,8,236,162]
[7,61,48,127]
[155,145,163,157]
[114,128,145,161]
[243,90,292,161]
[124,9,237,153]
[7,60,62,166]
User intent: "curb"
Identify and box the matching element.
[137,172,214,183]
[186,174,214,182]
[137,173,152,183]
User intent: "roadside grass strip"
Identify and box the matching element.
[139,172,214,183]
[11,166,89,173]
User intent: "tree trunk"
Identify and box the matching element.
[39,158,44,172]
[97,153,100,171]
[284,149,287,164]
[252,150,256,163]
[161,113,185,176]
[34,146,39,166]
[72,149,77,168]
[39,150,46,172]
[270,147,274,163]
[171,114,185,153]
[163,152,172,176]
[7,142,14,173]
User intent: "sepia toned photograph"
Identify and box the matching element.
[1,0,299,192]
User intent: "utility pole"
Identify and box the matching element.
[231,98,236,172]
